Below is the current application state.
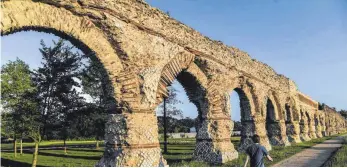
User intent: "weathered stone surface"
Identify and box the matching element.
[1,0,346,166]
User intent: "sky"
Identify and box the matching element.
[1,0,347,121]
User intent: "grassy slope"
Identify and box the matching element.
[1,135,344,167]
[329,136,347,167]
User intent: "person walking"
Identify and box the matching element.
[244,134,273,167]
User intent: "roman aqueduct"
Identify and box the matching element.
[1,0,346,166]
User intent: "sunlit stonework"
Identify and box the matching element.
[1,0,346,166]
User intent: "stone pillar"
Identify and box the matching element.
[254,117,272,151]
[194,112,238,163]
[286,121,301,143]
[321,120,326,137]
[308,118,317,139]
[266,120,290,146]
[315,118,323,138]
[315,124,323,138]
[96,112,165,167]
[299,118,311,141]
[237,119,256,152]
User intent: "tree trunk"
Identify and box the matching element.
[163,97,168,154]
[96,139,100,150]
[13,138,17,158]
[20,138,23,155]
[64,139,67,154]
[32,142,39,167]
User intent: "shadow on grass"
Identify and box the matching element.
[165,148,195,152]
[67,148,104,153]
[166,158,193,164]
[38,151,102,160]
[1,158,46,167]
[2,150,102,160]
[1,144,105,151]
[163,152,193,156]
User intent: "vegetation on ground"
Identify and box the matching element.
[3,135,343,167]
[1,148,104,167]
[326,136,347,167]
[1,140,104,150]
[166,135,341,167]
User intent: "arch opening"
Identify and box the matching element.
[1,30,118,158]
[230,88,254,151]
[285,104,292,123]
[155,70,205,164]
[265,98,284,146]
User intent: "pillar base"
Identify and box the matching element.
[96,146,166,167]
[193,140,238,163]
[308,131,317,139]
[267,123,290,146]
[286,123,301,143]
[316,131,323,138]
[300,134,311,141]
[97,114,166,167]
[268,135,291,146]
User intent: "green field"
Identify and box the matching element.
[1,140,103,150]
[327,136,347,167]
[0,135,343,167]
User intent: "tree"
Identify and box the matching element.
[157,85,183,153]
[233,121,242,131]
[32,39,85,153]
[339,110,347,119]
[80,56,116,149]
[1,58,35,157]
[19,91,42,167]
[0,58,43,166]
[178,117,195,132]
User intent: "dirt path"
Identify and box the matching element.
[272,135,346,167]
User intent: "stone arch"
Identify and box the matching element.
[233,88,253,121]
[227,76,259,120]
[266,97,278,121]
[266,91,283,120]
[154,55,238,163]
[220,76,274,150]
[283,98,302,143]
[284,97,300,121]
[229,86,256,151]
[264,92,289,146]
[155,52,195,103]
[298,109,310,141]
[218,76,261,151]
[285,104,292,122]
[1,0,124,100]
[0,1,162,167]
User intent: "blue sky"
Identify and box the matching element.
[2,0,346,121]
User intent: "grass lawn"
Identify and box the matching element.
[1,148,104,167]
[328,136,347,167]
[1,135,344,167]
[1,140,103,150]
[166,135,342,167]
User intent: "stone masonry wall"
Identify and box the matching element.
[1,0,346,166]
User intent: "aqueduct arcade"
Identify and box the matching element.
[1,0,346,166]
